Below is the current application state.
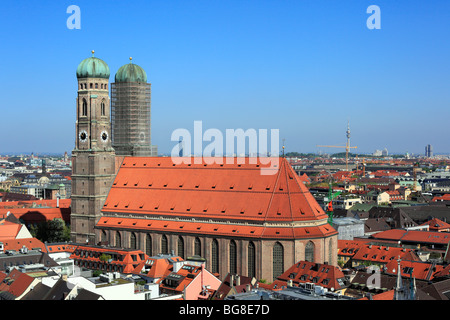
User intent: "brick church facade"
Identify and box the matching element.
[71,52,338,282]
[95,157,338,282]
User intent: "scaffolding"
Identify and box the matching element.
[111,81,157,156]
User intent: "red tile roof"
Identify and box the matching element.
[70,245,149,274]
[0,269,35,298]
[270,260,347,291]
[359,290,394,300]
[372,229,450,246]
[432,194,450,202]
[0,199,71,224]
[420,218,450,232]
[351,244,419,266]
[0,220,22,240]
[136,255,184,279]
[1,238,47,252]
[99,157,337,240]
[384,259,444,281]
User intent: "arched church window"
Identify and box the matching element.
[146,234,152,256]
[229,240,237,274]
[305,241,315,262]
[194,237,201,256]
[177,236,184,259]
[211,239,219,274]
[130,232,137,250]
[115,231,121,248]
[82,99,87,116]
[248,241,256,278]
[273,242,284,280]
[161,235,168,254]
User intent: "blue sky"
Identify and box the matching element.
[0,0,449,155]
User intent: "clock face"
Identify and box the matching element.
[79,130,88,142]
[139,132,146,142]
[101,131,109,142]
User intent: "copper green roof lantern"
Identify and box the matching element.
[114,57,147,83]
[76,50,110,79]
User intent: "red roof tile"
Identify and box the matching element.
[99,157,337,240]
[272,260,347,291]
[420,218,450,231]
[372,229,450,245]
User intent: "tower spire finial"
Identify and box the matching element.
[91,50,95,57]
[129,56,133,63]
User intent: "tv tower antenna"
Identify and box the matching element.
[317,120,358,171]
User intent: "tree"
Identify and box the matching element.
[46,218,69,242]
[33,218,71,243]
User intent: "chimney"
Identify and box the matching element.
[236,275,240,286]
[230,274,234,287]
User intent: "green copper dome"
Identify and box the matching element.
[115,58,147,83]
[76,51,110,79]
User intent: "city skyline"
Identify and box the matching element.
[1,1,449,155]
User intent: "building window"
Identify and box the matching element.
[211,239,219,274]
[146,234,152,256]
[248,241,256,278]
[177,236,184,259]
[328,239,333,264]
[161,235,168,254]
[130,232,137,250]
[115,231,121,248]
[273,242,284,280]
[229,240,237,274]
[90,83,93,89]
[95,83,98,89]
[101,101,106,116]
[305,241,315,262]
[82,99,87,116]
[101,230,108,243]
[194,237,201,257]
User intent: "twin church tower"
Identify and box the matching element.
[71,51,157,243]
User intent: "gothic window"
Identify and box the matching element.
[101,230,107,243]
[130,232,137,250]
[161,235,168,254]
[115,231,121,248]
[146,234,152,256]
[248,241,256,278]
[305,241,315,262]
[194,237,201,256]
[273,242,284,280]
[82,99,87,116]
[101,101,106,116]
[211,239,219,274]
[177,236,184,259]
[328,239,333,264]
[229,240,237,274]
